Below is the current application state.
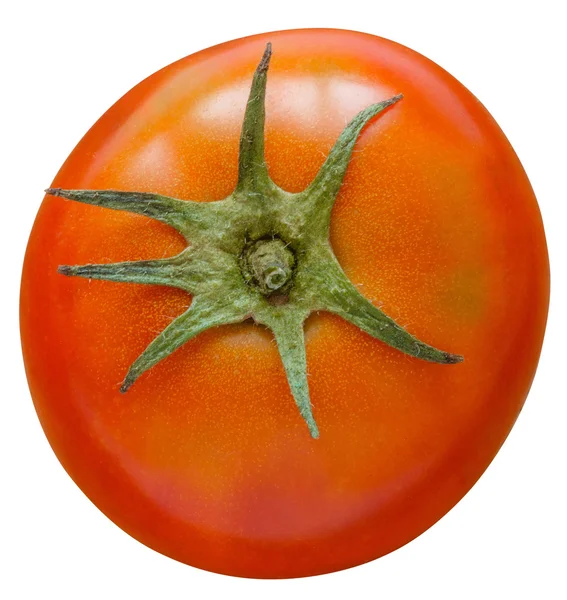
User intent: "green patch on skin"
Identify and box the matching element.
[443,266,487,320]
[49,43,463,439]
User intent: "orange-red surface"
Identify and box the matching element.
[20,30,549,577]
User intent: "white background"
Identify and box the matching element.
[2,1,565,598]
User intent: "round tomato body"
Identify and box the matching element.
[20,29,549,578]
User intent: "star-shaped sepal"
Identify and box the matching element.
[48,43,462,439]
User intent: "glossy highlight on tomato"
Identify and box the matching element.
[20,29,549,578]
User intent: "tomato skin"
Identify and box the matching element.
[20,28,549,578]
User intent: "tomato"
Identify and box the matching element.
[20,29,549,578]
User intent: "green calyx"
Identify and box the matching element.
[49,43,463,439]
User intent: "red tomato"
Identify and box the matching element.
[20,29,549,578]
